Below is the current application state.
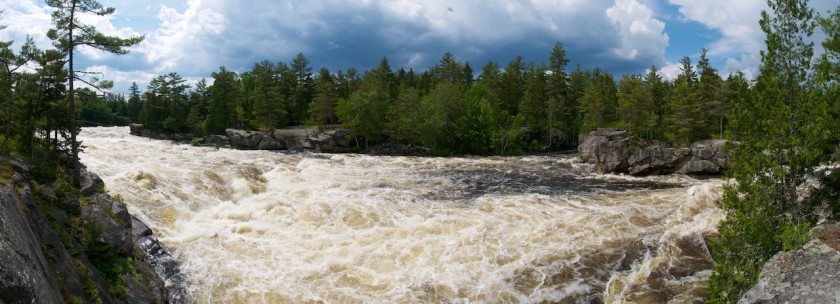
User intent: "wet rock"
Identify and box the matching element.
[740,222,840,303]
[135,236,189,303]
[129,123,144,135]
[578,129,730,176]
[131,217,153,241]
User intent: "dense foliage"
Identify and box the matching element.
[707,1,840,302]
[117,41,763,155]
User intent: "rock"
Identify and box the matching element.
[204,134,229,146]
[1,158,181,303]
[79,168,105,196]
[131,217,153,241]
[129,123,144,135]
[257,133,285,150]
[81,194,133,256]
[740,222,840,303]
[135,236,189,303]
[578,128,730,176]
[0,167,65,304]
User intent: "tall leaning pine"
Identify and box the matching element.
[46,0,143,186]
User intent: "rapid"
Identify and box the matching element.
[79,126,723,303]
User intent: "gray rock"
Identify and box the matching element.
[129,123,144,135]
[79,169,105,196]
[578,128,730,176]
[740,222,840,304]
[0,168,65,304]
[81,194,132,256]
[131,217,153,241]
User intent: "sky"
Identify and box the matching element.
[0,0,837,93]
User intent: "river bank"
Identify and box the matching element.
[0,156,187,304]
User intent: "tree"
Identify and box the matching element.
[697,49,724,138]
[248,60,285,130]
[289,53,314,125]
[708,0,826,301]
[309,67,338,125]
[0,36,38,152]
[205,66,239,134]
[46,0,144,185]
[579,69,617,131]
[644,66,667,140]
[666,56,703,144]
[336,90,388,148]
[617,74,654,139]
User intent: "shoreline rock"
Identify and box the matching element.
[739,222,840,303]
[578,128,730,176]
[0,156,187,303]
[130,123,356,153]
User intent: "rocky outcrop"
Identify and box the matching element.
[0,159,64,304]
[131,123,356,153]
[740,222,840,303]
[0,157,186,303]
[578,128,730,175]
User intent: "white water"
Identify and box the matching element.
[79,127,723,303]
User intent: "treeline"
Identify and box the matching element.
[119,44,754,154]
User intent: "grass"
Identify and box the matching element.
[0,163,14,186]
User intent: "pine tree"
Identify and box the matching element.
[46,0,143,185]
[708,0,827,301]
[310,68,338,125]
[697,49,724,138]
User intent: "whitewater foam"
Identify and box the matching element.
[80,127,723,303]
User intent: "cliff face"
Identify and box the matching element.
[0,158,64,303]
[578,128,730,175]
[0,156,184,304]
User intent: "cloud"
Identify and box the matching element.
[666,0,767,77]
[2,0,676,92]
[606,0,668,63]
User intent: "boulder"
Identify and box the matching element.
[257,133,286,150]
[578,128,730,176]
[79,168,105,196]
[129,123,144,135]
[740,222,840,303]
[81,194,132,256]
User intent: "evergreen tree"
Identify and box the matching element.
[697,49,725,138]
[708,0,826,301]
[666,56,703,144]
[46,0,143,184]
[205,66,239,134]
[644,66,667,140]
[289,53,314,125]
[310,67,338,125]
[249,60,285,130]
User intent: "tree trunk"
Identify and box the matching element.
[69,0,81,187]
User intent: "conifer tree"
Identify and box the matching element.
[46,0,143,184]
[708,0,826,301]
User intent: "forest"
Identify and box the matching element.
[74,46,744,155]
[0,0,839,303]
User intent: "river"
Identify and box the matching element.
[79,127,723,303]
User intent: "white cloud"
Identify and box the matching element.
[134,1,228,74]
[606,0,669,62]
[667,0,767,77]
